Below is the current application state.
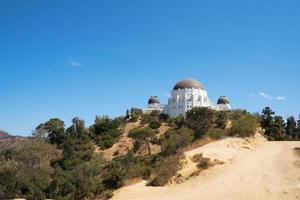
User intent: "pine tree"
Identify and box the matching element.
[272,116,286,140]
[296,115,300,140]
[261,107,275,140]
[286,116,297,140]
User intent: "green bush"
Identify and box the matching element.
[216,111,228,129]
[207,128,225,139]
[160,128,194,156]
[128,127,155,140]
[148,155,180,186]
[95,129,121,149]
[186,107,216,138]
[230,115,258,137]
[141,114,154,124]
[149,120,162,129]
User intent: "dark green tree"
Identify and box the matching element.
[34,118,66,146]
[261,107,275,130]
[67,117,86,139]
[271,116,286,140]
[128,128,156,155]
[297,116,300,140]
[186,107,216,138]
[286,116,297,139]
[261,107,275,139]
[215,111,228,129]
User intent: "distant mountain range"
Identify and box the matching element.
[0,130,27,152]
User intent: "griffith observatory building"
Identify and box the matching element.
[144,78,231,117]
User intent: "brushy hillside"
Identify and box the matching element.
[0,106,299,200]
[0,130,27,152]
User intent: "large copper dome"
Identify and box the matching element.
[173,78,204,91]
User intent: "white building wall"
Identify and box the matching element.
[164,88,210,118]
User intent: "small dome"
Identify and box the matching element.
[148,96,160,104]
[173,78,204,91]
[217,96,230,105]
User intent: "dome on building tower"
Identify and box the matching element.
[217,96,230,105]
[148,96,160,105]
[173,78,204,91]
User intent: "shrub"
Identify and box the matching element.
[95,129,122,149]
[133,140,141,153]
[192,154,213,170]
[141,114,155,125]
[102,163,125,189]
[216,111,228,129]
[128,127,155,140]
[197,157,211,169]
[207,128,225,139]
[230,115,258,137]
[186,107,216,138]
[148,155,180,186]
[129,108,143,122]
[160,128,194,156]
[149,120,161,129]
[158,113,169,121]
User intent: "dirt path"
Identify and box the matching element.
[112,141,300,200]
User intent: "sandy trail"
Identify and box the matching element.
[112,141,300,200]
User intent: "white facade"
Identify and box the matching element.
[142,78,231,117]
[163,88,211,118]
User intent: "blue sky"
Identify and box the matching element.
[0,0,300,136]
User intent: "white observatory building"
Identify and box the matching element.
[143,78,231,117]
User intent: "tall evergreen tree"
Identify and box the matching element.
[296,115,300,140]
[286,116,297,140]
[261,107,275,130]
[261,107,275,140]
[271,116,286,140]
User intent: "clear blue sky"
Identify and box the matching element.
[1,0,300,136]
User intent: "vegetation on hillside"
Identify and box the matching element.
[261,107,300,141]
[0,106,298,199]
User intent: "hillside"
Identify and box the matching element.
[0,130,27,152]
[112,135,300,200]
[1,107,299,200]
[95,120,170,160]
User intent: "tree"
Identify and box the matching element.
[160,128,194,156]
[174,115,185,129]
[149,120,161,129]
[128,128,156,155]
[0,139,60,199]
[261,107,275,130]
[261,107,275,139]
[271,116,286,140]
[286,116,297,139]
[186,107,216,138]
[229,115,258,137]
[67,117,86,139]
[215,111,228,129]
[129,108,143,121]
[34,118,66,146]
[297,116,300,140]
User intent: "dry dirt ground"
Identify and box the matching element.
[112,137,300,200]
